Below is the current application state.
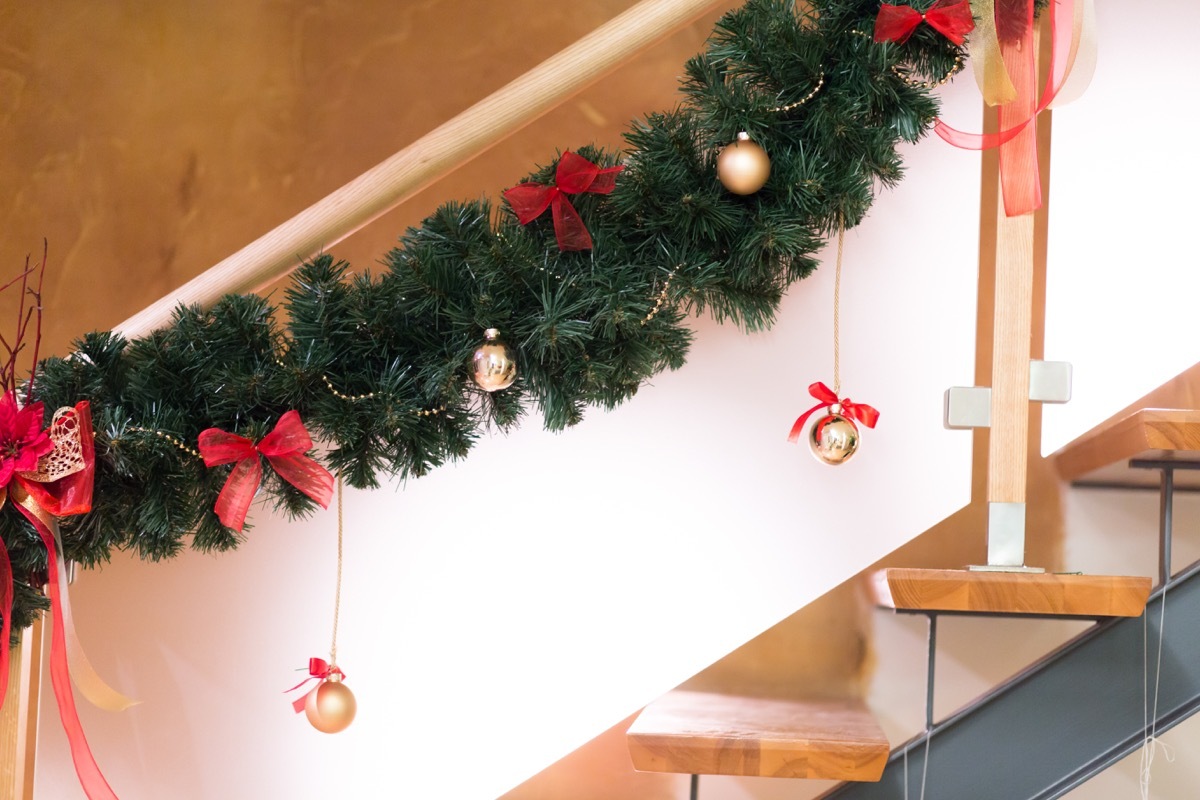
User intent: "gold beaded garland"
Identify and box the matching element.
[126,427,203,461]
[717,132,771,195]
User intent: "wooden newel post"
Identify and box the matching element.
[984,203,1037,569]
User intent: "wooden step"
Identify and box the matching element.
[872,568,1151,617]
[626,690,888,781]
[1051,408,1200,489]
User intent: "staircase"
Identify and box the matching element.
[626,396,1200,798]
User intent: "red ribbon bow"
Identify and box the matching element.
[874,0,975,46]
[934,0,1075,216]
[503,151,624,252]
[787,382,880,443]
[0,399,119,799]
[286,657,345,713]
[198,410,334,532]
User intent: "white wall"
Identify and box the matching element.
[32,70,981,800]
[1042,0,1200,455]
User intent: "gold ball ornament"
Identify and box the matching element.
[305,673,357,734]
[472,328,517,392]
[808,411,860,466]
[716,132,771,195]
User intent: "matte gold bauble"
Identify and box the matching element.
[716,132,771,195]
[305,675,357,734]
[808,412,860,466]
[472,328,517,392]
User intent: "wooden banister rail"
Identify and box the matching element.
[115,0,728,340]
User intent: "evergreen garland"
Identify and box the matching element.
[4,0,964,637]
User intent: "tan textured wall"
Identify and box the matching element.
[0,0,735,356]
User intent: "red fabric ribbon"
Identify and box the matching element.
[874,0,975,46]
[787,382,880,443]
[0,401,116,799]
[286,657,345,713]
[21,501,117,800]
[934,0,1076,215]
[0,399,95,703]
[0,399,95,710]
[503,151,624,251]
[198,410,334,533]
[0,533,10,712]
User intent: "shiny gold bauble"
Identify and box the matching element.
[808,412,860,466]
[304,675,357,734]
[716,132,771,195]
[472,328,517,392]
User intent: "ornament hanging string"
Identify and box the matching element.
[331,472,344,665]
[832,218,844,396]
[787,220,879,444]
[285,473,347,714]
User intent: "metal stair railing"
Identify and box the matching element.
[822,458,1197,800]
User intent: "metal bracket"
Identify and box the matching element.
[968,502,1045,573]
[943,361,1073,430]
[944,386,991,429]
[1029,360,1072,404]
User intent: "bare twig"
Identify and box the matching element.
[24,241,47,402]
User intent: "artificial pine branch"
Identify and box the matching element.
[9,0,969,637]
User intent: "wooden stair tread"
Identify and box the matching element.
[1051,408,1200,489]
[872,568,1151,617]
[626,690,888,781]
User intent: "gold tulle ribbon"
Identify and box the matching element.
[3,405,139,712]
[1049,0,1098,109]
[969,0,1097,110]
[968,0,1016,106]
[11,490,139,711]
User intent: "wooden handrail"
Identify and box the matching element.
[114,0,728,340]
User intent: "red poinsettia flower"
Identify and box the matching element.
[0,390,53,488]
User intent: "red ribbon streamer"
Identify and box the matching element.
[874,0,975,46]
[0,536,10,707]
[19,501,116,800]
[198,411,334,533]
[787,382,880,443]
[503,151,624,251]
[0,401,115,799]
[934,0,1076,215]
[0,400,96,709]
[285,657,345,713]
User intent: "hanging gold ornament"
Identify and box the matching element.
[472,328,517,392]
[305,672,357,734]
[808,408,861,466]
[716,132,771,195]
[288,477,357,734]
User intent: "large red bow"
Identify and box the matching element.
[285,657,345,713]
[934,0,1076,216]
[503,151,624,252]
[787,382,880,443]
[874,0,975,46]
[198,410,334,532]
[0,398,119,799]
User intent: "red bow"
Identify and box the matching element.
[198,410,334,532]
[874,0,975,46]
[0,400,119,799]
[285,657,345,713]
[503,151,624,251]
[787,382,880,443]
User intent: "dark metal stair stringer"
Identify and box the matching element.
[821,563,1200,800]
